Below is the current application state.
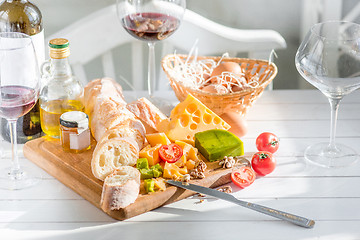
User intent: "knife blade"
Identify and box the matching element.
[166,180,315,229]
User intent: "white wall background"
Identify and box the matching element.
[35,0,360,90]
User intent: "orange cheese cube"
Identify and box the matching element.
[139,144,161,166]
[186,159,196,170]
[175,154,187,168]
[175,140,200,161]
[146,132,171,147]
[175,140,192,155]
[163,162,188,180]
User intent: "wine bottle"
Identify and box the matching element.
[0,0,45,143]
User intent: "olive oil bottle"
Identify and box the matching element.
[40,38,84,139]
[0,0,45,143]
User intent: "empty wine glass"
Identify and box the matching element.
[116,0,186,109]
[295,21,360,168]
[0,32,41,189]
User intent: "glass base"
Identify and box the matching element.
[0,166,42,190]
[148,96,175,115]
[304,142,359,168]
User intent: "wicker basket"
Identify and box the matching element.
[161,54,278,116]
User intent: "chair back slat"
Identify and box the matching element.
[102,51,116,80]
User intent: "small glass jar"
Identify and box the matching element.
[60,111,91,153]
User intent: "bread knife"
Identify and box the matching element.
[166,180,315,228]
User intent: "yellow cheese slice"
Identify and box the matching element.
[159,94,230,144]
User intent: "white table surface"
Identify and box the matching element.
[1,89,360,240]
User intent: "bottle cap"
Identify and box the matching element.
[49,38,70,59]
[60,111,89,130]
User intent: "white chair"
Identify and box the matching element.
[47,4,286,91]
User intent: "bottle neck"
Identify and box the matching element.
[50,57,72,77]
[7,0,28,2]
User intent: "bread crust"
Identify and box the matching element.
[127,97,168,132]
[99,119,146,150]
[100,166,140,211]
[84,78,126,119]
[91,97,135,141]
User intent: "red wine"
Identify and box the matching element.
[122,12,179,42]
[0,85,37,120]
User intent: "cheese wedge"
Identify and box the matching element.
[158,94,230,144]
[146,132,171,147]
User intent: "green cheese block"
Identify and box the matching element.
[140,169,154,179]
[137,158,149,169]
[195,129,244,162]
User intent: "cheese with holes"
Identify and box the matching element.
[146,132,171,147]
[158,94,230,144]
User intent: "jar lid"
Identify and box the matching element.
[49,38,70,59]
[60,111,89,129]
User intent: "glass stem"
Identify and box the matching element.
[147,42,156,98]
[8,119,21,179]
[328,97,341,150]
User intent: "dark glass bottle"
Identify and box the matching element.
[0,0,45,143]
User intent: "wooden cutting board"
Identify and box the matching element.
[23,137,234,220]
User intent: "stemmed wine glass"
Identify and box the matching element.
[117,0,186,108]
[0,32,41,189]
[295,21,360,168]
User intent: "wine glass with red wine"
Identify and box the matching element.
[0,32,41,189]
[117,0,186,109]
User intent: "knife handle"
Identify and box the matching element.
[244,201,315,228]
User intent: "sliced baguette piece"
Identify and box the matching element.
[99,119,146,150]
[127,97,168,132]
[91,137,139,181]
[101,166,140,211]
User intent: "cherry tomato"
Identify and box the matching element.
[231,166,256,188]
[159,144,183,163]
[251,151,276,176]
[256,132,279,153]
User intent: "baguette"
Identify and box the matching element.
[91,96,136,141]
[100,166,140,211]
[127,97,168,132]
[84,78,126,119]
